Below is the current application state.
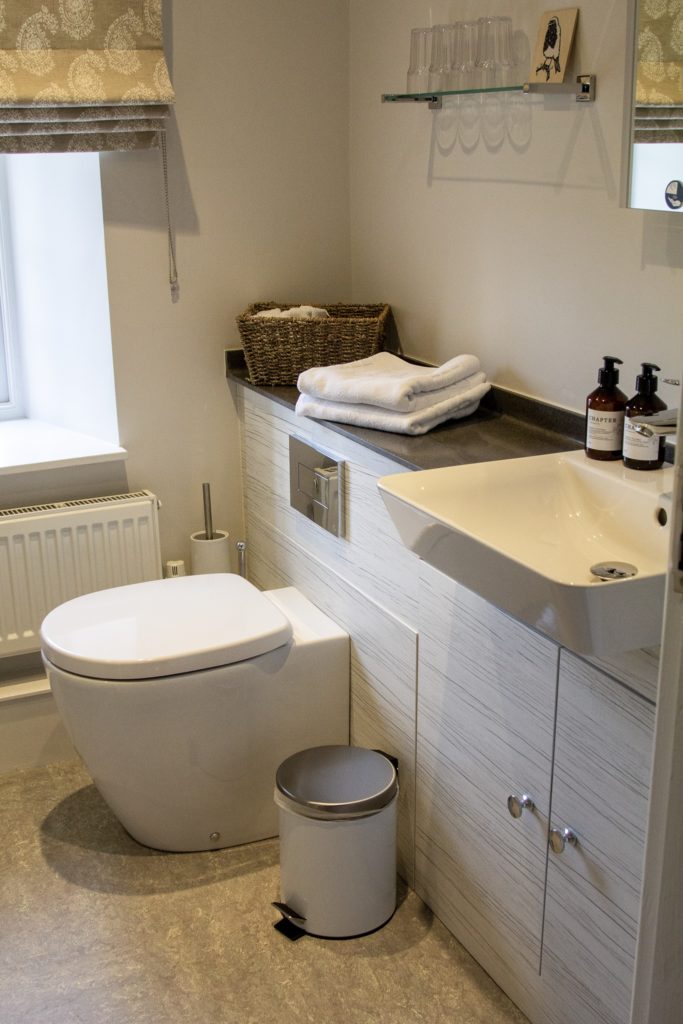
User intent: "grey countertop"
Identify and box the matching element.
[227,363,585,471]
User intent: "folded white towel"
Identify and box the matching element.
[297,351,481,412]
[295,378,490,435]
[254,305,330,320]
[370,371,487,413]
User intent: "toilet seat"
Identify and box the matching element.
[40,574,293,681]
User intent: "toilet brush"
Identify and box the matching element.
[190,482,230,573]
[202,481,214,540]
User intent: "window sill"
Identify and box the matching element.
[0,419,127,476]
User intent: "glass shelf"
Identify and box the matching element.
[382,75,595,109]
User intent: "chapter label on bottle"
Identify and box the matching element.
[586,410,624,451]
[623,418,660,461]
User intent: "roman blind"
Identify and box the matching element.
[0,0,174,153]
[0,1,178,297]
[635,6,683,143]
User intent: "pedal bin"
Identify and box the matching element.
[274,745,398,938]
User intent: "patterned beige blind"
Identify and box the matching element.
[0,0,175,152]
[635,1,683,143]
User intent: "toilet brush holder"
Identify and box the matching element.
[190,530,231,574]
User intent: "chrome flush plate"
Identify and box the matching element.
[289,436,344,537]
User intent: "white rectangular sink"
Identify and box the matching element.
[378,450,673,656]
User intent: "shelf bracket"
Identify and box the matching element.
[523,74,596,103]
[381,93,442,109]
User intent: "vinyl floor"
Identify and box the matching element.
[0,760,529,1024]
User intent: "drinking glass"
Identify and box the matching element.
[428,24,452,92]
[407,27,431,93]
[494,17,518,86]
[455,22,482,150]
[451,21,479,90]
[475,16,515,88]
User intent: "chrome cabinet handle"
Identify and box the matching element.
[507,794,535,819]
[548,827,579,854]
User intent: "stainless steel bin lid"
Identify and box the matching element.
[275,745,398,816]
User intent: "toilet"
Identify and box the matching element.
[40,574,350,852]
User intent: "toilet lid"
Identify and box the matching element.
[40,574,293,680]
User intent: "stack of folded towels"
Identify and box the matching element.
[295,351,490,436]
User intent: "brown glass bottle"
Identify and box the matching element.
[623,363,667,470]
[585,356,627,461]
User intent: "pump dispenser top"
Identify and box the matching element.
[623,362,667,470]
[597,356,622,388]
[634,362,660,396]
[585,356,627,461]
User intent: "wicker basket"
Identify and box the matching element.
[236,302,391,386]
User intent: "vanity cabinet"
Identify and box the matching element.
[233,381,657,1024]
[417,565,655,1024]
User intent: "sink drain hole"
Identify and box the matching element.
[590,562,638,581]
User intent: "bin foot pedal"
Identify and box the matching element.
[272,901,307,941]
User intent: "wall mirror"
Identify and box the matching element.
[628,0,683,211]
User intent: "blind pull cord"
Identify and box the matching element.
[160,132,179,303]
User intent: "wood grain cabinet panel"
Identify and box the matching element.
[241,389,420,625]
[416,564,558,990]
[541,652,655,1024]
[244,512,418,885]
[238,389,422,883]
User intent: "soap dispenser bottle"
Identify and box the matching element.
[585,356,627,460]
[623,362,667,470]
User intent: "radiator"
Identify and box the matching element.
[0,490,162,658]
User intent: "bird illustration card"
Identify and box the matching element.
[531,8,579,84]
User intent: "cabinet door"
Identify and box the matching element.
[416,565,558,999]
[542,652,655,1024]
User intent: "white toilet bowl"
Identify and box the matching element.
[40,574,350,852]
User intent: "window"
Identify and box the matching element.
[0,161,21,419]
[0,153,125,471]
[0,309,11,406]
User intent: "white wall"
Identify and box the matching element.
[97,0,350,567]
[349,0,683,413]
